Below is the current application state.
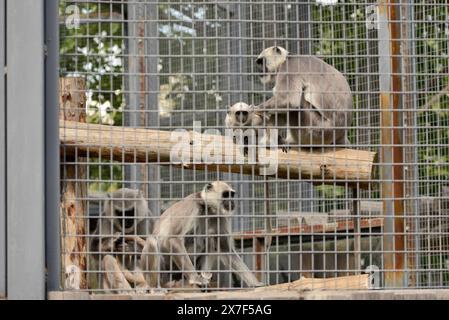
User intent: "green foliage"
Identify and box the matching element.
[60,1,124,126]
[87,159,123,194]
[60,1,125,192]
[414,4,449,190]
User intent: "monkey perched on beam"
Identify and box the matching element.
[254,46,353,148]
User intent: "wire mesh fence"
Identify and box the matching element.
[58,0,449,293]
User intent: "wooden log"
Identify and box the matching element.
[59,77,88,290]
[59,120,376,186]
[255,274,370,291]
[59,78,87,123]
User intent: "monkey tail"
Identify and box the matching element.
[140,236,160,288]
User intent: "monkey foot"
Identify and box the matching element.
[134,286,149,295]
[189,274,211,286]
[280,145,290,153]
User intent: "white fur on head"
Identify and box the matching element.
[257,46,288,84]
[225,102,255,127]
[107,188,149,233]
[200,181,236,213]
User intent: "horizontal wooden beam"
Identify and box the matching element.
[60,120,376,185]
[235,218,383,240]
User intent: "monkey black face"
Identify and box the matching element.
[256,46,288,84]
[203,181,237,213]
[255,57,267,74]
[235,110,249,124]
[222,190,236,211]
[115,208,136,229]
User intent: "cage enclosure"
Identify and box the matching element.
[57,0,449,297]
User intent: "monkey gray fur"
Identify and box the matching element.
[90,188,152,294]
[141,181,263,289]
[255,46,353,148]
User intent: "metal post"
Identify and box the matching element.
[353,187,361,274]
[125,1,144,190]
[400,0,418,287]
[145,0,161,218]
[0,0,5,298]
[228,2,250,236]
[6,0,46,299]
[378,0,406,288]
[227,3,255,284]
[44,0,61,293]
[126,1,160,219]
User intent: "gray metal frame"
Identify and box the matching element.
[6,0,46,299]
[0,0,5,298]
[125,1,161,217]
[44,0,61,293]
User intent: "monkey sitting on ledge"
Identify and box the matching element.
[141,181,264,289]
[90,188,152,294]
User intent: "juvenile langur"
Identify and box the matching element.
[255,46,353,147]
[225,102,289,153]
[225,102,265,128]
[90,188,152,294]
[141,181,263,289]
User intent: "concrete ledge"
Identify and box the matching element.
[48,289,449,300]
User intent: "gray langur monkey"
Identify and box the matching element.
[225,102,265,128]
[141,181,264,289]
[225,102,289,153]
[90,188,152,294]
[254,46,353,148]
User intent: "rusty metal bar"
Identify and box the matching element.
[378,0,406,288]
[353,187,361,274]
[400,0,418,288]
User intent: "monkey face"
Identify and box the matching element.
[108,188,149,234]
[255,56,267,73]
[115,208,136,230]
[226,103,255,127]
[235,110,249,124]
[256,46,288,84]
[221,189,236,212]
[202,181,236,213]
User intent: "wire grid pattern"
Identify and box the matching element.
[58,0,449,292]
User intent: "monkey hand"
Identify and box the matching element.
[115,241,136,254]
[189,273,211,286]
[278,136,290,153]
[112,232,122,242]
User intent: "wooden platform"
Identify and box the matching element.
[235,218,383,240]
[44,288,449,300]
[49,274,371,300]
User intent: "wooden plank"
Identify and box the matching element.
[234,218,383,240]
[59,120,376,185]
[54,288,449,300]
